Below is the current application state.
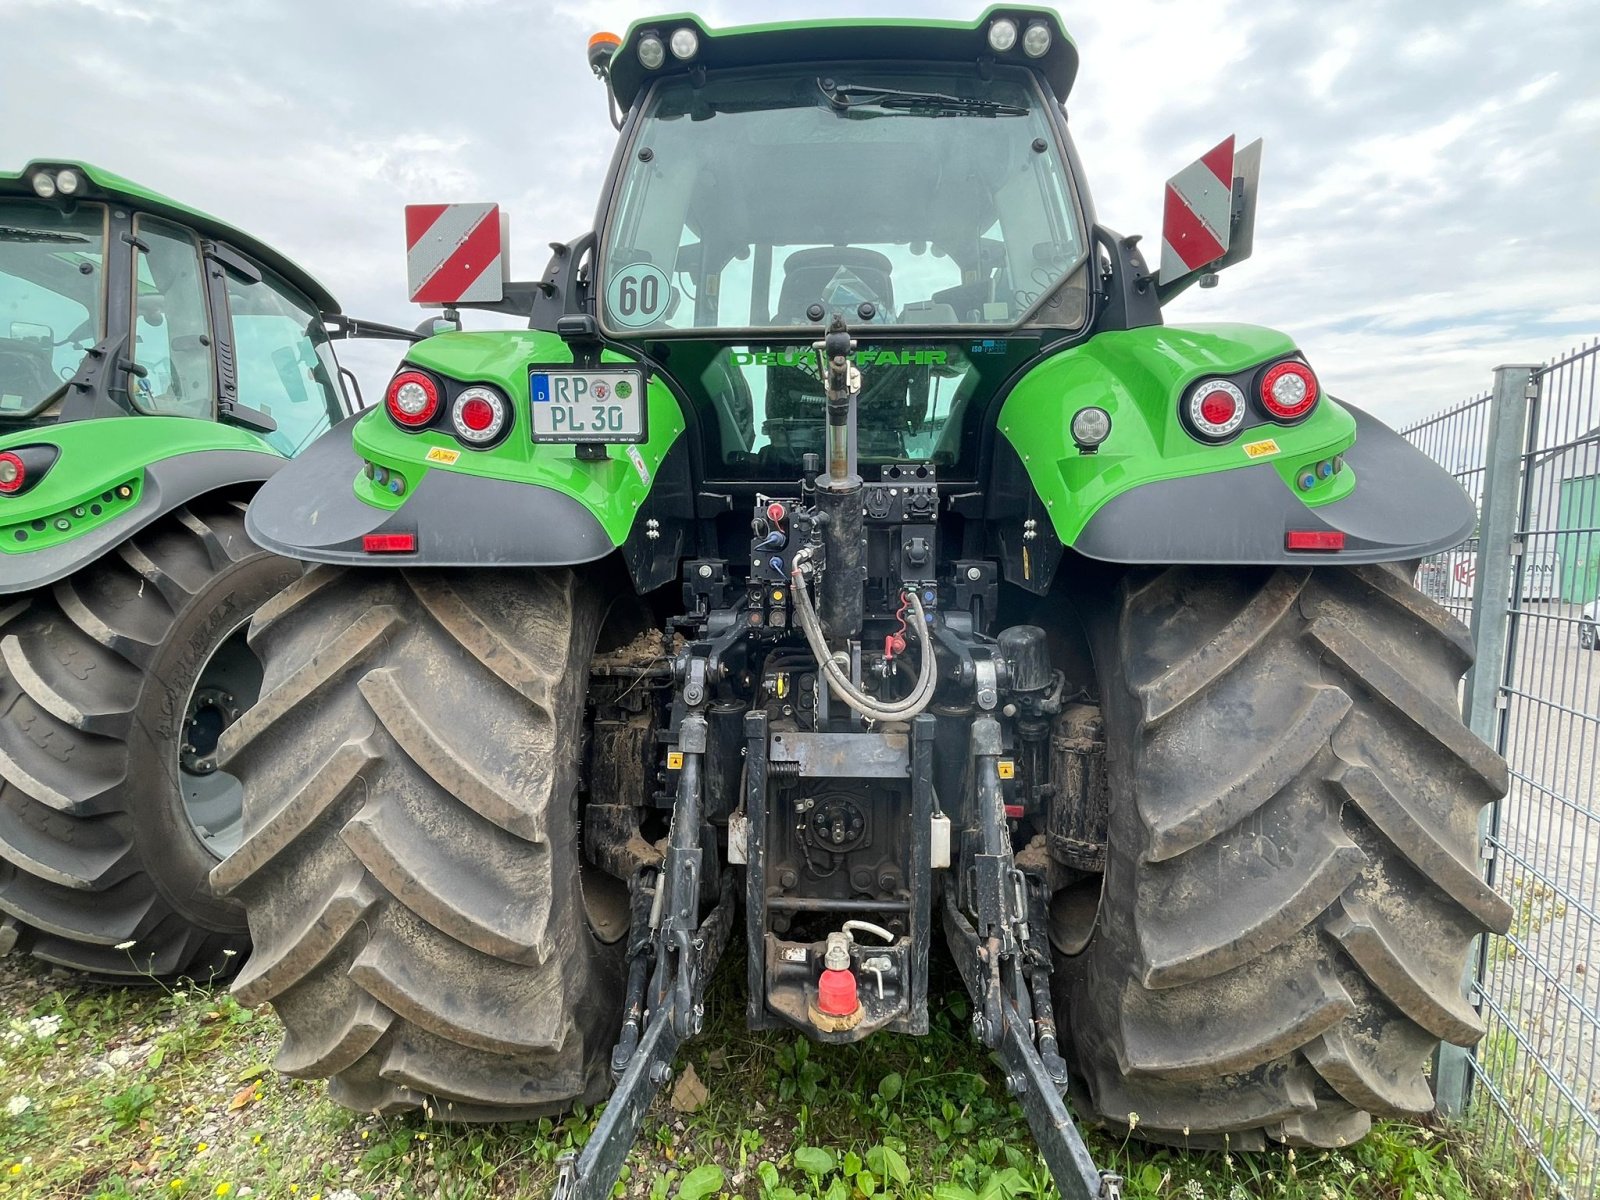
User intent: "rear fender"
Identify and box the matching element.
[0,418,284,594]
[991,324,1472,587]
[244,330,691,591]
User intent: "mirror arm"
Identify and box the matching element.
[322,313,424,343]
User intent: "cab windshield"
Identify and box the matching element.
[600,65,1088,336]
[0,200,106,420]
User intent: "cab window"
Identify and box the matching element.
[225,266,343,456]
[0,200,106,418]
[130,215,216,417]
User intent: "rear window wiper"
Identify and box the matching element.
[819,80,1028,118]
[0,226,94,244]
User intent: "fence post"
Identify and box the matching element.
[1435,362,1537,1116]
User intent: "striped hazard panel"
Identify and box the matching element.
[1159,136,1236,285]
[405,203,505,304]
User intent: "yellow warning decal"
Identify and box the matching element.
[998,760,1016,780]
[425,446,461,465]
[666,751,684,771]
[1242,438,1281,459]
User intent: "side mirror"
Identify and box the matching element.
[9,321,51,344]
[1157,136,1263,300]
[271,345,310,405]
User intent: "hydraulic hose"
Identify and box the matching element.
[791,561,937,722]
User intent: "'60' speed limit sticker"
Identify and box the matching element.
[607,262,671,329]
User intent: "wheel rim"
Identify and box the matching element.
[177,618,264,860]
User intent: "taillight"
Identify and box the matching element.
[1260,361,1319,421]
[450,386,508,445]
[0,452,25,494]
[1186,379,1247,441]
[385,370,440,428]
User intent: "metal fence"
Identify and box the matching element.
[1400,340,1600,1200]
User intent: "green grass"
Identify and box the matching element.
[0,948,1513,1200]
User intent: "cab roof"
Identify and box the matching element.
[0,160,340,314]
[606,6,1077,113]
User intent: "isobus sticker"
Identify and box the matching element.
[607,262,671,329]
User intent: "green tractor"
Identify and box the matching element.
[0,161,415,981]
[215,10,1510,1196]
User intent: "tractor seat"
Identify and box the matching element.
[774,247,895,324]
[0,337,54,411]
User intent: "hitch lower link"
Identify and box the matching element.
[553,710,734,1200]
[947,717,1122,1200]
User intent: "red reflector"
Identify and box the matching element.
[1003,804,1024,819]
[362,533,417,553]
[1285,530,1345,552]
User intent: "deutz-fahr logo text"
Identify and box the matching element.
[730,348,950,368]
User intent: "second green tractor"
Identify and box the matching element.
[0,161,404,980]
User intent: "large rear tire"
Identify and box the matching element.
[1058,563,1511,1148]
[0,499,294,979]
[212,566,624,1119]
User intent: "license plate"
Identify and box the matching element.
[528,368,646,443]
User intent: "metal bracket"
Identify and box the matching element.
[944,894,1119,1200]
[943,713,1119,1200]
[552,709,735,1200]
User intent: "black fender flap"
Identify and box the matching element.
[1073,402,1473,566]
[244,414,614,567]
[0,449,283,595]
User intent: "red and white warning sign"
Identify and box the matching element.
[1159,136,1235,284]
[405,203,507,305]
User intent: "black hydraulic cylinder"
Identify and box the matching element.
[815,482,864,640]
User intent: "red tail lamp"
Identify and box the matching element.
[450,385,508,445]
[385,370,440,428]
[0,452,25,494]
[1260,361,1319,421]
[1187,379,1246,441]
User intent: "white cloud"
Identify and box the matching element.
[1,0,1593,427]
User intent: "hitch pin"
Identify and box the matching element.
[648,871,666,931]
[862,956,891,1000]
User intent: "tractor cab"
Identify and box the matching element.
[594,45,1089,482]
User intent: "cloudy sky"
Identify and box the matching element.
[3,0,1596,426]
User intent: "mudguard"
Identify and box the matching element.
[1072,402,1472,563]
[0,419,285,595]
[994,323,1471,569]
[246,413,615,566]
[243,331,689,586]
